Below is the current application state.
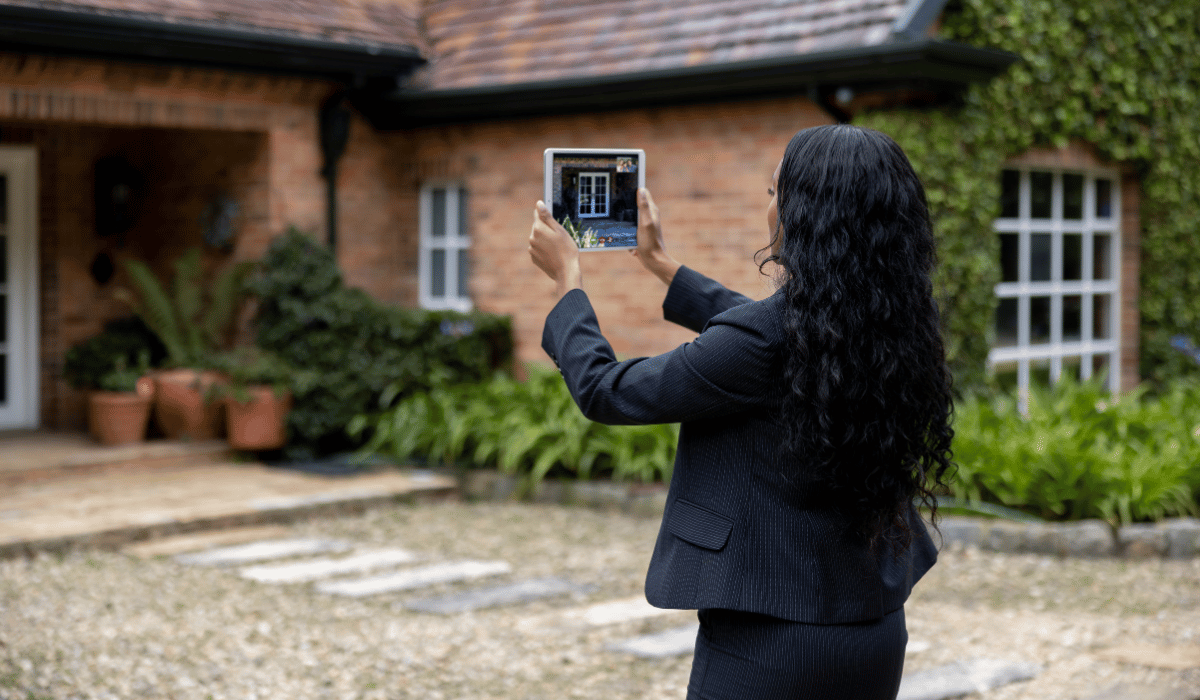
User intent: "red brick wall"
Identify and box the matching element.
[396,97,833,367]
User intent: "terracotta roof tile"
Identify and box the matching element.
[0,0,424,51]
[412,0,909,90]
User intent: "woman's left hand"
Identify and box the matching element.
[529,200,582,297]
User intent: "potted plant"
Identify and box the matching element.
[115,247,255,440]
[208,347,309,451]
[86,355,156,446]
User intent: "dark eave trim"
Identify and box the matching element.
[358,38,1018,129]
[0,4,425,81]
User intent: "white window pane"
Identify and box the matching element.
[457,249,468,299]
[431,189,446,238]
[1063,295,1082,341]
[1093,233,1113,280]
[1095,179,1113,218]
[1093,294,1112,339]
[1031,233,1052,282]
[1063,234,1082,281]
[999,233,1019,282]
[995,298,1018,347]
[1030,296,1051,344]
[458,188,469,239]
[430,249,446,297]
[1063,174,1084,220]
[1030,171,1053,218]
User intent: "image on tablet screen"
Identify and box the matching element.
[549,152,640,249]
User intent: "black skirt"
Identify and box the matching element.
[687,606,907,700]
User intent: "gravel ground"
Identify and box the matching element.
[1,501,1198,699]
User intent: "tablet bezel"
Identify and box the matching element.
[543,148,646,252]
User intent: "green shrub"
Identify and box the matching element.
[249,228,514,456]
[63,317,166,390]
[348,365,678,486]
[950,377,1200,523]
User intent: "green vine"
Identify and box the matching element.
[858,0,1200,389]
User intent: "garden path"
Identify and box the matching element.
[1,502,1196,699]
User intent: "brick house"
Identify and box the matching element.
[1,0,1076,433]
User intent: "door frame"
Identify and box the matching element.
[577,172,609,219]
[0,146,40,429]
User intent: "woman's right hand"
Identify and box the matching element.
[631,187,680,287]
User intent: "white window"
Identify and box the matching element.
[419,184,471,312]
[577,172,609,218]
[989,167,1120,395]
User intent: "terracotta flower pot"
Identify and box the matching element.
[88,377,154,446]
[152,369,226,440]
[225,386,292,451]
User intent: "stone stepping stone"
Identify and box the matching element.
[175,538,351,566]
[568,596,679,626]
[1084,683,1198,700]
[405,577,580,614]
[315,560,512,597]
[238,548,421,583]
[518,595,686,634]
[124,525,292,558]
[897,658,1042,700]
[608,624,698,658]
[1093,643,1200,670]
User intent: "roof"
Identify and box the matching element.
[0,0,424,52]
[0,0,1019,126]
[412,0,918,91]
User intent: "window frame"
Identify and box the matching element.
[418,182,472,312]
[577,171,610,218]
[988,166,1122,394]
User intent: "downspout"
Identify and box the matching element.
[808,85,851,124]
[319,92,352,252]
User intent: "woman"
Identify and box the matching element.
[528,124,954,699]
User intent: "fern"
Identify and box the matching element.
[116,248,251,367]
[115,260,187,364]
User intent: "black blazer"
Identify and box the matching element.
[542,265,938,624]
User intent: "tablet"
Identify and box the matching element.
[543,148,645,251]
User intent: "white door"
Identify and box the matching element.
[0,147,39,429]
[577,172,609,218]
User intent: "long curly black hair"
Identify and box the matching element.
[760,124,955,551]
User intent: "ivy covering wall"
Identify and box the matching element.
[858,0,1200,389]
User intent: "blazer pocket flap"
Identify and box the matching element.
[667,499,733,551]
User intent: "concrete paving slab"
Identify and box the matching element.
[608,624,698,658]
[0,462,456,558]
[315,560,512,597]
[405,577,580,614]
[1094,644,1200,670]
[122,525,292,557]
[1084,683,1198,700]
[570,596,679,626]
[176,538,351,566]
[0,434,234,485]
[238,548,420,583]
[516,595,692,635]
[897,658,1042,700]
